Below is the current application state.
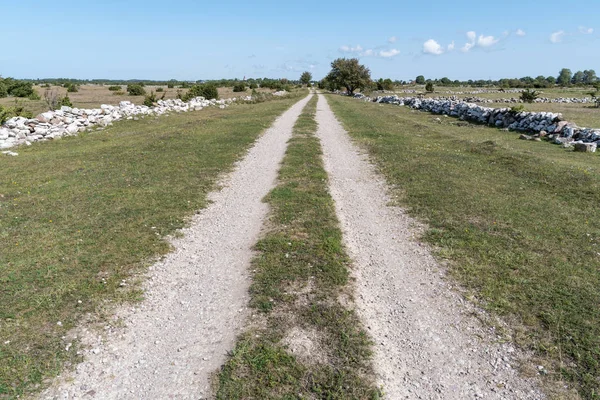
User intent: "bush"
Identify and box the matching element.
[0,82,7,98]
[28,91,41,100]
[113,91,125,95]
[425,82,434,92]
[66,84,78,93]
[8,81,35,98]
[0,101,33,123]
[127,84,146,96]
[249,82,258,89]
[167,83,175,89]
[520,89,539,103]
[183,84,219,101]
[156,87,164,92]
[233,83,246,92]
[60,94,73,108]
[143,91,157,107]
[510,104,526,114]
[108,85,122,91]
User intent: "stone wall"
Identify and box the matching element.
[352,93,600,152]
[0,95,253,152]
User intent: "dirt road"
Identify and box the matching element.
[40,94,313,400]
[314,94,544,399]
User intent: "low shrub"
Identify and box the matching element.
[233,83,246,92]
[0,82,7,98]
[143,91,157,107]
[113,91,125,95]
[8,81,35,98]
[167,83,175,89]
[183,84,219,101]
[0,101,33,124]
[127,84,146,96]
[66,84,78,93]
[108,85,122,91]
[156,87,164,92]
[510,104,526,114]
[60,94,73,108]
[249,82,258,89]
[520,89,539,103]
[425,82,434,92]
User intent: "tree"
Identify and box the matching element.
[376,78,394,91]
[416,75,425,84]
[557,68,572,86]
[325,58,371,95]
[425,82,434,92]
[300,71,312,86]
[572,71,585,85]
[584,70,597,85]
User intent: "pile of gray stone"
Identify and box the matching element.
[0,96,254,151]
[352,94,600,152]
[462,96,595,104]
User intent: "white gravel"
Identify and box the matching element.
[314,94,545,400]
[39,94,313,400]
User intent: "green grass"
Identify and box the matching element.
[0,94,303,399]
[327,94,600,399]
[215,95,380,399]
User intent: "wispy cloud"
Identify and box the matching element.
[477,34,499,47]
[447,41,455,51]
[550,30,565,43]
[339,43,400,58]
[515,29,526,37]
[339,44,363,53]
[388,36,397,43]
[579,26,594,34]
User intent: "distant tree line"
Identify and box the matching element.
[412,68,597,89]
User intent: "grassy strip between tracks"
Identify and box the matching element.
[327,94,600,399]
[215,95,380,399]
[0,92,304,398]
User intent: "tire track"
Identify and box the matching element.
[40,94,313,400]
[315,94,544,399]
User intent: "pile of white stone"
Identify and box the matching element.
[0,96,250,151]
[354,93,600,152]
[461,96,595,104]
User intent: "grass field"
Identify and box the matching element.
[0,93,302,398]
[216,96,380,399]
[327,94,600,399]
[0,85,273,117]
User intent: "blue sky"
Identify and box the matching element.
[1,0,598,81]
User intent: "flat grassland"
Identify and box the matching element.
[327,94,600,399]
[0,93,302,398]
[0,85,272,117]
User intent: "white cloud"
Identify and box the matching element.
[477,34,499,47]
[339,44,363,53]
[579,26,594,34]
[516,29,526,37]
[447,41,455,51]
[550,30,565,43]
[363,49,374,56]
[379,49,400,58]
[466,31,476,42]
[423,39,444,55]
[388,36,397,43]
[461,42,474,52]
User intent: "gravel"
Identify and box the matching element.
[314,94,545,399]
[39,94,313,400]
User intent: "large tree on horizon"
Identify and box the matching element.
[300,71,312,86]
[325,58,371,95]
